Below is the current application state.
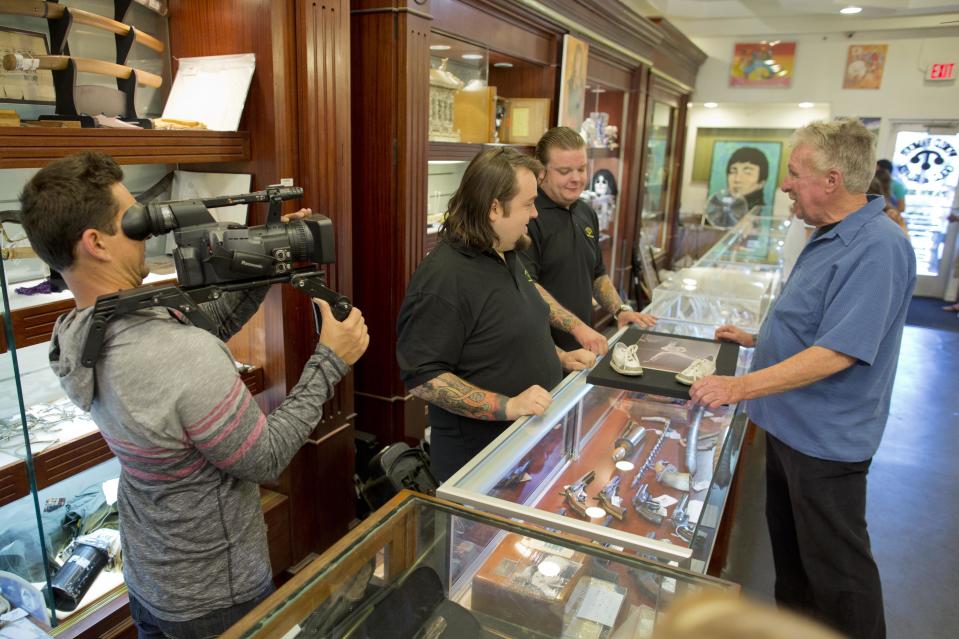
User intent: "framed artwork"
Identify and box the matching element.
[558,34,588,129]
[587,328,740,401]
[729,41,796,88]
[843,44,888,89]
[0,26,55,104]
[708,140,782,212]
[504,97,550,144]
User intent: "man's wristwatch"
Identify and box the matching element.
[613,304,633,320]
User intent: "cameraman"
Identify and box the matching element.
[19,152,368,638]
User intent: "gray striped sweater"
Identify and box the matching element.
[49,288,347,621]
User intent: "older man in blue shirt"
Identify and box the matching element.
[691,119,916,639]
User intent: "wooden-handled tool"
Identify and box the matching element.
[0,0,165,53]
[3,53,163,89]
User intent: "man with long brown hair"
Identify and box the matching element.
[397,147,595,481]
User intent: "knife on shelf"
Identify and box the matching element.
[0,0,165,53]
[3,53,163,89]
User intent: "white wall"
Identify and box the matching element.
[680,32,959,215]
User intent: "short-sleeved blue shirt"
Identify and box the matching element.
[746,196,916,462]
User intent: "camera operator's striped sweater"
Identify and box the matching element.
[50,288,348,622]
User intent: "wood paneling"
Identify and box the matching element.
[431,0,556,66]
[7,298,76,351]
[0,129,249,169]
[0,461,28,508]
[34,431,113,488]
[351,1,432,445]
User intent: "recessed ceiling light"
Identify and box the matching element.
[429,44,451,51]
[840,6,862,14]
[798,102,814,108]
[591,87,607,93]
[704,101,718,108]
[493,62,513,68]
[461,53,484,60]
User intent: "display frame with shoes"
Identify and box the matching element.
[588,328,739,400]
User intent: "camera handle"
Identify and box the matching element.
[289,271,353,323]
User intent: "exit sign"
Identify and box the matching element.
[927,63,956,81]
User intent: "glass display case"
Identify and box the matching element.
[646,267,780,332]
[438,324,749,575]
[696,214,792,272]
[641,101,677,252]
[222,491,737,639]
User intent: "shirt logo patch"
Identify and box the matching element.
[584,226,595,239]
[524,268,533,283]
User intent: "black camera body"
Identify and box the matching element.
[81,185,351,368]
[122,185,336,288]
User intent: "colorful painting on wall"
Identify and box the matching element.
[843,44,888,89]
[558,34,588,129]
[729,41,796,88]
[708,140,783,213]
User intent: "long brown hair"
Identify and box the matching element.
[440,147,543,252]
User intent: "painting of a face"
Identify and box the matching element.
[727,161,765,197]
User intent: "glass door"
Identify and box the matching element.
[890,123,959,298]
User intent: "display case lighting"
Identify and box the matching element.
[462,53,484,60]
[430,44,451,51]
[840,6,862,14]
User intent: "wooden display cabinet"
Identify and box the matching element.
[0,1,356,636]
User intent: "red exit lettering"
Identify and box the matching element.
[929,63,955,80]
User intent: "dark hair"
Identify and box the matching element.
[20,152,124,271]
[726,147,769,182]
[536,126,585,166]
[877,158,893,172]
[440,147,543,252]
[591,169,618,196]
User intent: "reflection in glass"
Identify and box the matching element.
[642,102,675,251]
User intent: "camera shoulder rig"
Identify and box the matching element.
[80,269,350,368]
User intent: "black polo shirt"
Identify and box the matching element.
[396,240,563,481]
[522,188,607,350]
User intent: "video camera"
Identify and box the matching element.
[81,184,352,367]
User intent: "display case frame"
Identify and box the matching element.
[439,324,750,573]
[222,490,737,639]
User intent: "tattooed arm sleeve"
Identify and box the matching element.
[593,274,625,315]
[535,283,584,333]
[409,372,509,421]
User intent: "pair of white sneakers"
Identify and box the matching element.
[610,342,715,385]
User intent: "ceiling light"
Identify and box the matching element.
[429,44,450,51]
[840,6,862,14]
[493,62,513,68]
[798,102,814,108]
[704,102,718,108]
[461,53,483,60]
[591,87,607,93]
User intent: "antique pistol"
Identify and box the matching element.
[632,482,664,525]
[612,420,647,461]
[595,475,627,520]
[494,459,531,489]
[560,470,596,518]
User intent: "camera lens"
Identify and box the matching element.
[287,221,314,262]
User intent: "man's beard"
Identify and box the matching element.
[515,234,531,252]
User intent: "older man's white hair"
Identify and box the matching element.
[791,118,876,193]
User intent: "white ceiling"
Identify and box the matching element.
[624,0,959,38]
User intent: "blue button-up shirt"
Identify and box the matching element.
[747,196,916,462]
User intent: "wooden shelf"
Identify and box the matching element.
[0,128,250,168]
[587,147,620,159]
[428,141,535,162]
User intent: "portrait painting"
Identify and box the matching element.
[558,34,588,129]
[729,41,796,88]
[843,44,887,89]
[708,141,782,213]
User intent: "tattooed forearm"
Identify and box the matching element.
[593,275,624,314]
[411,373,509,421]
[535,283,583,333]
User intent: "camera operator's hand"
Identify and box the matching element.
[316,299,369,365]
[281,207,312,222]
